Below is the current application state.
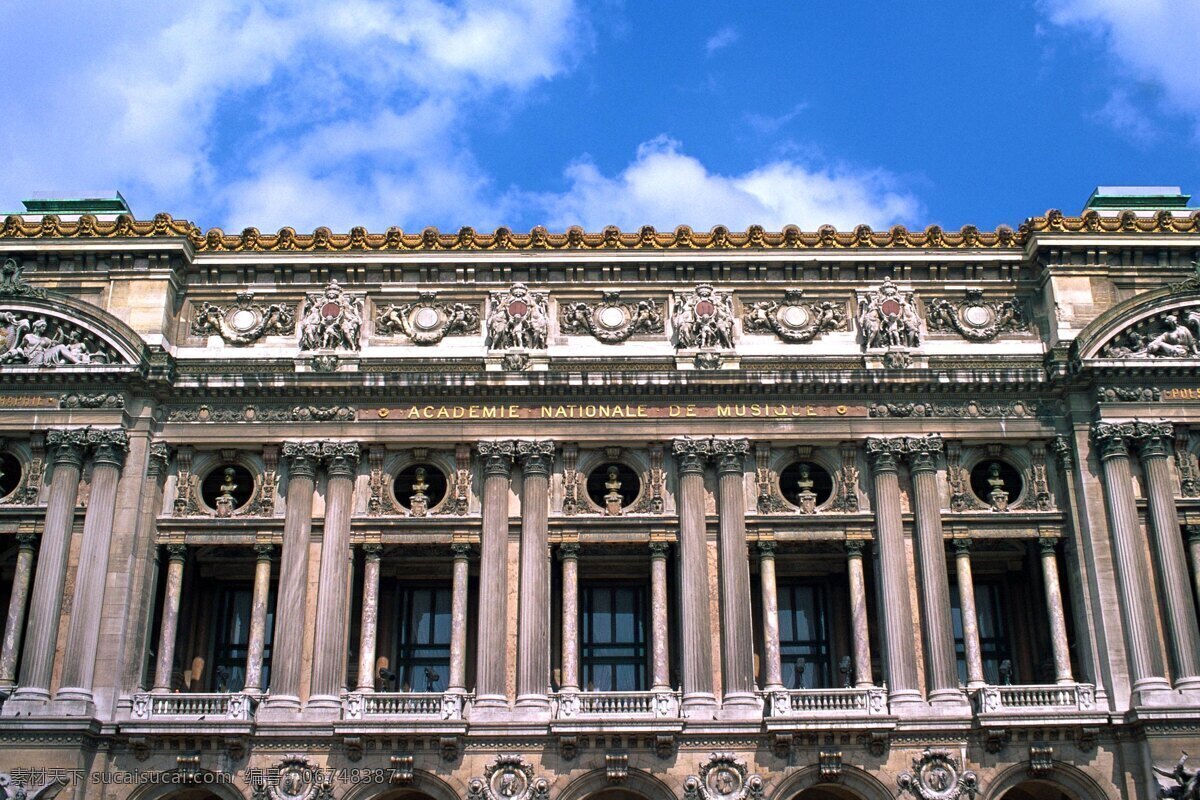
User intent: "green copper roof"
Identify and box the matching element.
[1084,185,1195,211]
[19,191,130,215]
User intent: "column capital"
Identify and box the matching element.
[757,540,777,558]
[1131,421,1175,460]
[45,428,90,468]
[952,537,973,556]
[362,542,383,558]
[320,441,362,476]
[451,541,474,559]
[845,538,868,557]
[864,437,904,473]
[281,441,323,479]
[15,533,37,549]
[1050,434,1075,472]
[672,437,713,474]
[1038,537,1060,556]
[477,440,516,476]
[516,440,555,476]
[90,430,130,469]
[1187,524,1200,543]
[1090,421,1136,461]
[558,542,580,560]
[903,434,944,473]
[165,543,188,561]
[712,438,750,474]
[253,543,274,559]
[648,540,670,558]
[147,442,172,478]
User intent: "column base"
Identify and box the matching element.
[304,694,343,713]
[681,692,718,720]
[510,696,551,721]
[928,687,970,708]
[257,694,302,719]
[54,687,94,704]
[720,692,762,719]
[1173,675,1200,692]
[1,692,51,716]
[887,688,925,709]
[1131,677,1174,707]
[470,696,512,722]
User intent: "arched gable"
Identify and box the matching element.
[0,291,147,370]
[1073,277,1200,363]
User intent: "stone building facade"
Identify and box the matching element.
[0,197,1198,800]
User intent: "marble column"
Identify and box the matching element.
[448,543,471,693]
[1038,538,1075,685]
[309,442,361,709]
[758,541,783,691]
[714,439,756,711]
[671,438,717,714]
[1091,422,1170,696]
[864,438,921,707]
[845,540,874,688]
[516,441,554,711]
[11,430,86,703]
[952,539,985,689]
[151,545,188,693]
[355,544,382,693]
[266,441,320,709]
[1188,526,1200,623]
[58,430,129,703]
[244,544,273,694]
[0,534,38,692]
[559,543,580,694]
[475,441,514,708]
[649,542,671,691]
[1133,423,1200,690]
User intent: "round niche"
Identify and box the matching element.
[0,452,22,499]
[200,464,255,511]
[969,459,1024,508]
[780,461,834,509]
[585,462,641,511]
[393,464,448,511]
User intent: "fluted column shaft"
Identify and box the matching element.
[0,535,38,691]
[864,439,921,707]
[1135,425,1200,689]
[672,439,716,713]
[267,443,320,708]
[58,432,128,703]
[448,543,471,692]
[309,443,360,709]
[1092,423,1169,695]
[649,542,671,691]
[12,433,84,702]
[846,540,874,688]
[516,442,553,710]
[1039,538,1075,684]
[151,545,188,693]
[475,442,513,707]
[758,541,783,691]
[952,540,985,689]
[715,439,756,709]
[244,544,273,693]
[355,544,382,693]
[558,543,580,693]
[1189,527,1200,627]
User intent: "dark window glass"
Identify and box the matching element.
[212,585,273,692]
[778,581,832,688]
[950,581,1013,685]
[396,586,452,691]
[581,584,648,691]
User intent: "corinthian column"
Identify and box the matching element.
[713,439,756,712]
[1132,423,1200,690]
[649,542,671,691]
[515,440,554,712]
[151,545,188,693]
[1039,538,1075,685]
[244,544,273,694]
[845,540,874,688]
[0,534,37,692]
[448,543,471,693]
[951,539,985,689]
[9,429,86,705]
[1189,526,1200,627]
[265,441,320,709]
[475,440,514,709]
[58,429,129,704]
[864,438,921,708]
[672,438,717,716]
[559,543,580,694]
[1091,422,1170,697]
[355,544,382,693]
[308,442,361,710]
[757,541,783,691]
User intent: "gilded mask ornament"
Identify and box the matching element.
[897,749,977,800]
[1101,308,1200,359]
[559,291,664,344]
[673,284,735,350]
[857,278,922,351]
[299,280,363,352]
[0,312,114,366]
[743,289,847,343]
[191,292,296,345]
[486,283,549,351]
[926,289,1028,342]
[376,292,480,345]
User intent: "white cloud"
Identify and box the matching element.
[534,136,920,231]
[744,103,810,136]
[705,26,739,55]
[1041,0,1200,135]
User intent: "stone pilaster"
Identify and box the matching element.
[58,429,129,704]
[952,539,985,689]
[558,543,580,694]
[356,544,382,693]
[1132,422,1200,690]
[845,539,874,688]
[151,544,188,693]
[864,437,921,708]
[475,440,515,709]
[448,543,471,693]
[1091,422,1170,698]
[515,440,554,711]
[713,438,756,712]
[308,442,361,710]
[649,541,671,692]
[757,541,783,691]
[1038,538,1075,685]
[244,544,273,694]
[672,437,717,716]
[0,534,37,692]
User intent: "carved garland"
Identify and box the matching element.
[743,290,847,343]
[559,291,664,344]
[191,292,295,345]
[926,289,1029,342]
[376,292,480,345]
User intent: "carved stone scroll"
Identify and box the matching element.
[926,289,1028,342]
[191,292,295,345]
[376,292,480,345]
[559,291,663,344]
[744,289,847,343]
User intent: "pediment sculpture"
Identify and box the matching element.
[743,289,846,343]
[377,292,480,345]
[673,284,735,350]
[299,280,363,352]
[0,311,116,366]
[192,291,295,345]
[559,291,664,343]
[926,289,1028,342]
[486,283,549,351]
[1101,308,1200,358]
[857,278,922,350]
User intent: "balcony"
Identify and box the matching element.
[551,690,681,720]
[129,692,257,722]
[973,683,1097,716]
[763,687,889,719]
[341,691,472,721]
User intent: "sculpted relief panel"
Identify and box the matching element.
[743,289,846,343]
[1101,307,1200,358]
[376,292,480,345]
[926,289,1028,342]
[858,278,921,351]
[559,291,663,344]
[486,283,549,351]
[299,281,363,352]
[673,284,735,350]
[0,312,115,366]
[191,292,296,345]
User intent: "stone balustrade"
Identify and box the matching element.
[341,691,471,721]
[129,692,256,721]
[552,690,680,719]
[973,683,1096,714]
[763,687,889,718]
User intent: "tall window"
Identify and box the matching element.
[580,584,648,691]
[950,581,1013,685]
[778,581,832,689]
[212,585,273,692]
[395,586,452,692]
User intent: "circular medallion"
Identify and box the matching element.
[695,299,716,318]
[707,767,741,799]
[321,301,341,319]
[414,306,440,330]
[880,298,902,317]
[962,304,993,327]
[507,299,529,317]
[780,304,810,329]
[490,768,527,799]
[598,305,627,329]
[230,308,258,331]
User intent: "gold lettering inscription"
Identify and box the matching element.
[373,402,865,420]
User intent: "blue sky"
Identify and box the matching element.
[1,0,1198,233]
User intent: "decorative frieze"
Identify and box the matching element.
[299,280,363,351]
[926,289,1028,342]
[191,292,295,345]
[869,400,1041,418]
[486,283,549,351]
[897,748,978,800]
[673,284,735,350]
[559,291,663,343]
[1101,308,1200,358]
[166,404,356,423]
[858,278,921,351]
[0,311,115,366]
[743,290,847,343]
[59,392,124,409]
[376,292,480,344]
[1097,386,1161,402]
